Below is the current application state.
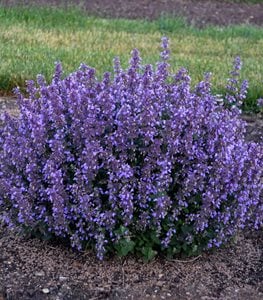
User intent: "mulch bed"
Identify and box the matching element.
[0,227,262,300]
[0,1,263,299]
[1,0,263,27]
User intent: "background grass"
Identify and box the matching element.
[0,6,262,110]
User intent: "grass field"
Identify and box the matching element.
[0,6,262,110]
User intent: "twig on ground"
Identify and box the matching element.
[167,255,202,263]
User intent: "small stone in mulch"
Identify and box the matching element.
[42,288,50,294]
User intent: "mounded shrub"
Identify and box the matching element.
[0,38,262,260]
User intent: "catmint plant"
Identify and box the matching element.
[0,38,262,260]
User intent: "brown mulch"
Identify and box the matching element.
[0,227,262,300]
[1,0,263,27]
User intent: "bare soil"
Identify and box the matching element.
[1,0,263,27]
[0,1,263,299]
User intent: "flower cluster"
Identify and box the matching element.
[0,38,262,259]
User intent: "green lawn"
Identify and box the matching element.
[0,6,262,110]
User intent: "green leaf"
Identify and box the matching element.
[115,238,135,257]
[150,231,161,245]
[114,225,128,236]
[181,224,192,235]
[192,244,198,254]
[141,246,157,261]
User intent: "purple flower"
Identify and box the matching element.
[257,98,263,107]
